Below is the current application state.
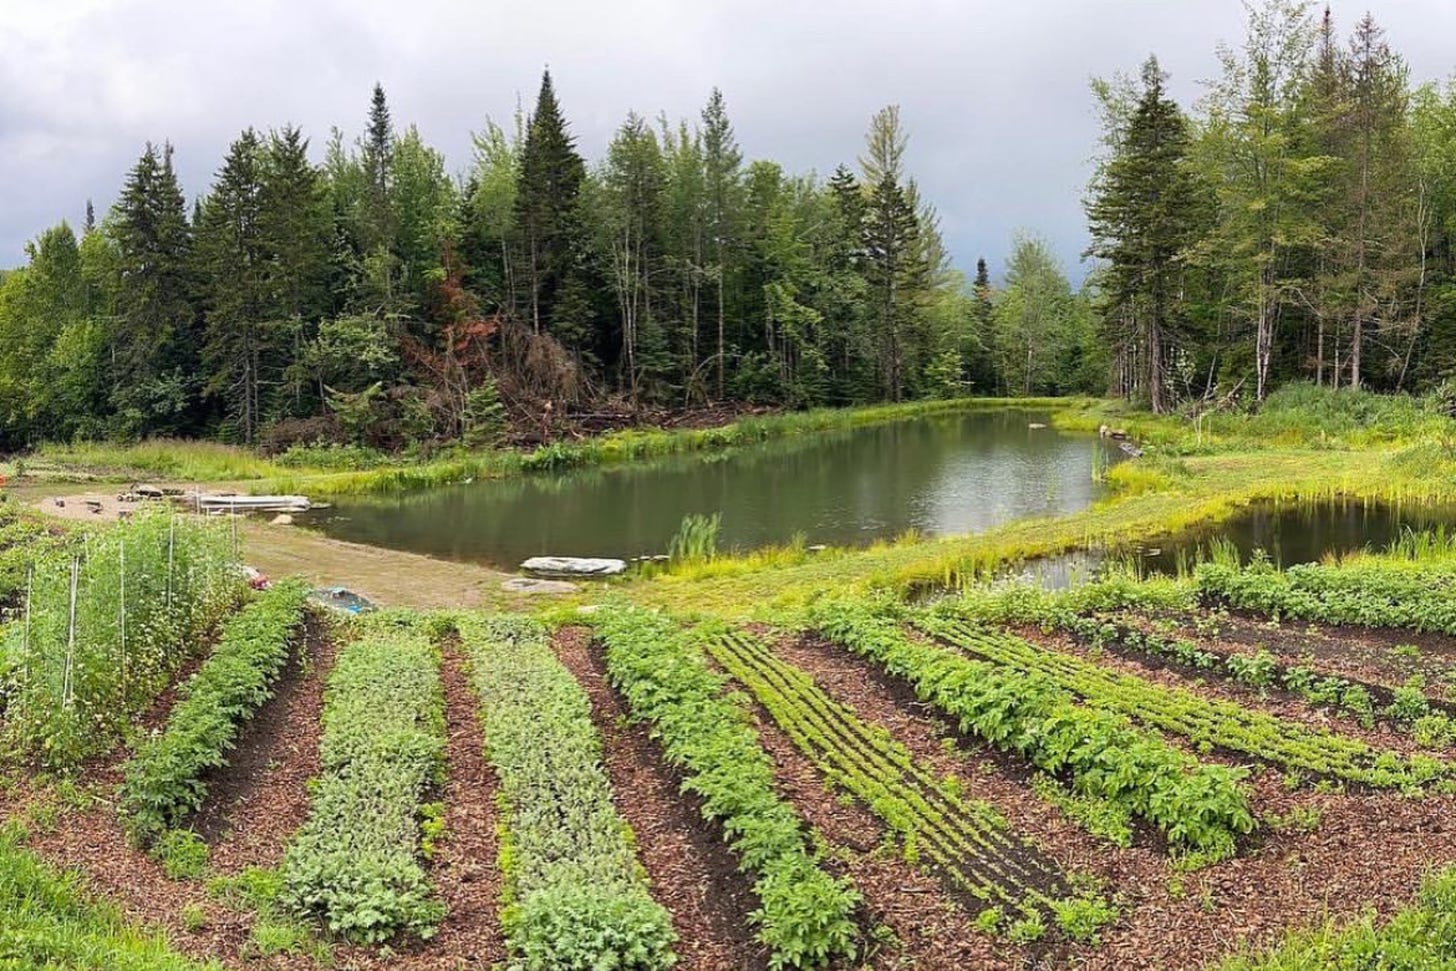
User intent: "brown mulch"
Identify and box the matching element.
[785,628,1456,969]
[194,614,332,862]
[406,638,508,970]
[552,626,767,971]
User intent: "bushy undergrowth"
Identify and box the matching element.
[457,614,677,970]
[0,511,242,769]
[813,599,1253,858]
[278,616,445,943]
[594,606,860,970]
[120,580,311,845]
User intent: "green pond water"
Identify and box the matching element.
[300,409,1115,569]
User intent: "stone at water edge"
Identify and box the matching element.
[501,577,579,595]
[271,513,294,525]
[521,556,628,577]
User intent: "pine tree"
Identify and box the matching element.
[197,129,276,442]
[515,69,587,339]
[968,257,998,392]
[861,173,922,401]
[1086,56,1202,412]
[361,82,395,255]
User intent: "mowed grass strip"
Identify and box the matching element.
[457,614,677,970]
[594,607,860,970]
[278,616,446,944]
[706,629,1079,924]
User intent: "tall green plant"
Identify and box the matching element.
[0,512,242,769]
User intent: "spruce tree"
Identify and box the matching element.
[197,129,276,442]
[109,141,198,434]
[515,69,587,339]
[1086,56,1201,412]
[701,87,742,397]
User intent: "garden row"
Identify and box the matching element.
[811,600,1255,859]
[917,607,1448,790]
[704,627,1116,942]
[456,614,677,969]
[0,511,243,769]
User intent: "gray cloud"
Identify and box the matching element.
[3,1,1455,282]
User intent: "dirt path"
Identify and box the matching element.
[552,627,767,971]
[413,640,508,969]
[196,614,334,868]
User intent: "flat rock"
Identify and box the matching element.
[501,577,579,595]
[521,555,627,577]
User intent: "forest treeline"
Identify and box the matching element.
[0,74,1104,451]
[4,0,1454,449]
[1090,1,1456,413]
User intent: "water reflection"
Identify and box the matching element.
[302,410,1113,569]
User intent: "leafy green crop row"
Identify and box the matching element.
[0,511,243,769]
[1068,613,1442,736]
[119,580,310,846]
[594,606,860,970]
[811,600,1253,858]
[920,608,1447,791]
[457,614,677,970]
[278,616,446,943]
[706,630,1115,941]
[1197,556,1456,634]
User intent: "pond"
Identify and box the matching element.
[1139,498,1456,573]
[299,409,1114,569]
[1007,498,1456,590]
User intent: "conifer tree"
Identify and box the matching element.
[1086,56,1202,412]
[701,87,742,398]
[109,141,197,434]
[515,69,587,339]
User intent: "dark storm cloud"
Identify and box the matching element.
[4,1,1456,281]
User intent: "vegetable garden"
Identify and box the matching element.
[9,505,1456,968]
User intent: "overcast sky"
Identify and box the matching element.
[4,1,1456,282]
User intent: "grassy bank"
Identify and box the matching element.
[635,386,1456,616]
[9,396,1090,497]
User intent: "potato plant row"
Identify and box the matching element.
[279,617,446,943]
[812,600,1253,858]
[706,629,1100,936]
[120,579,311,845]
[594,607,860,970]
[1196,559,1456,634]
[920,612,1448,790]
[457,615,677,970]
